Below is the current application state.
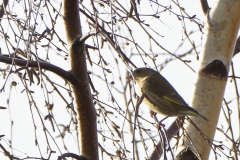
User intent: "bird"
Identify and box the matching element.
[131,67,208,121]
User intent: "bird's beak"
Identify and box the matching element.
[126,75,133,80]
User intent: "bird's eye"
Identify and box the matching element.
[135,70,140,73]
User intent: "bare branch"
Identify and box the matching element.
[149,116,185,160]
[200,0,210,15]
[58,153,88,160]
[0,55,78,84]
[0,0,8,22]
[233,36,240,56]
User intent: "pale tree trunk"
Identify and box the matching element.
[176,0,240,159]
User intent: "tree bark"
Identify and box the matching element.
[176,0,240,159]
[62,1,98,160]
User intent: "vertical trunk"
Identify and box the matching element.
[62,1,99,160]
[176,0,240,159]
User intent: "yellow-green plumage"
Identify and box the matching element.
[132,68,208,121]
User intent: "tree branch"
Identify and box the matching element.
[149,116,185,160]
[58,153,88,160]
[79,8,137,69]
[200,0,210,15]
[233,36,240,56]
[0,55,78,84]
[63,1,99,160]
[0,0,8,22]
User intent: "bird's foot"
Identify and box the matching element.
[157,116,168,130]
[150,110,156,118]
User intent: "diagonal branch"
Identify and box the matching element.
[0,55,78,84]
[233,36,240,56]
[200,0,210,15]
[0,0,9,22]
[149,116,185,160]
[79,8,136,69]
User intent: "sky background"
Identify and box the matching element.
[0,0,239,159]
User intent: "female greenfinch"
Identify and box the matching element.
[132,68,208,121]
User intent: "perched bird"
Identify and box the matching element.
[132,67,208,121]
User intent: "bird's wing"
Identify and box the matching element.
[142,72,187,106]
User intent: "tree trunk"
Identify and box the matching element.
[62,1,99,160]
[176,0,240,159]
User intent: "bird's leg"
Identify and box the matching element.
[150,110,168,130]
[157,116,168,130]
[150,110,156,118]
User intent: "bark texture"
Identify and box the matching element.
[62,1,98,160]
[176,0,240,159]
